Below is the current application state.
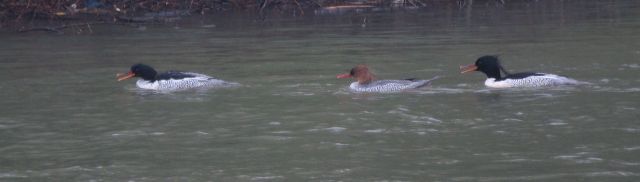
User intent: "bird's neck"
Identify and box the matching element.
[357,74,375,84]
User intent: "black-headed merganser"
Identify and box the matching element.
[460,55,581,88]
[116,64,238,90]
[337,64,439,93]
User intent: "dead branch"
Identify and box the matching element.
[18,21,107,33]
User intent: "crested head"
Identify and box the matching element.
[350,64,375,84]
[474,55,503,79]
[130,63,157,81]
[475,55,499,66]
[337,64,376,84]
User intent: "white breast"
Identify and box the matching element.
[136,79,160,90]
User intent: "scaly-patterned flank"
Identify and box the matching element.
[349,77,438,93]
[485,73,580,88]
[136,72,237,90]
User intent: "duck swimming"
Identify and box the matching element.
[337,64,438,93]
[460,55,581,88]
[116,64,237,90]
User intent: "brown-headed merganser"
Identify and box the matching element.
[337,64,439,93]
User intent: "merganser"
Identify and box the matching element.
[116,64,237,90]
[460,55,581,88]
[337,64,438,93]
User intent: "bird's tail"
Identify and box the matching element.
[415,76,441,88]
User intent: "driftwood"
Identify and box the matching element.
[19,22,97,33]
[16,22,120,34]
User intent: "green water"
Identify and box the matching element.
[1,1,639,181]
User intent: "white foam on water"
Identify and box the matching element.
[415,87,469,94]
[474,89,493,94]
[625,88,640,92]
[611,160,640,166]
[0,172,27,178]
[111,130,147,137]
[387,109,414,119]
[256,136,292,141]
[624,146,640,151]
[622,128,640,133]
[360,111,374,114]
[396,105,410,112]
[553,155,579,160]
[364,129,385,133]
[271,131,292,134]
[503,118,523,122]
[497,158,540,163]
[435,159,460,165]
[410,118,442,125]
[622,63,640,69]
[250,176,284,180]
[388,106,443,125]
[279,91,315,96]
[60,166,93,172]
[534,93,554,97]
[425,128,439,132]
[620,107,637,110]
[111,130,165,137]
[410,120,427,124]
[547,119,568,126]
[308,127,347,133]
[333,168,352,174]
[422,116,443,123]
[201,24,216,28]
[571,115,597,122]
[549,122,568,126]
[325,127,347,133]
[591,85,640,93]
[585,171,640,177]
[575,157,604,164]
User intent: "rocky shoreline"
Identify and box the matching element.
[3,0,593,34]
